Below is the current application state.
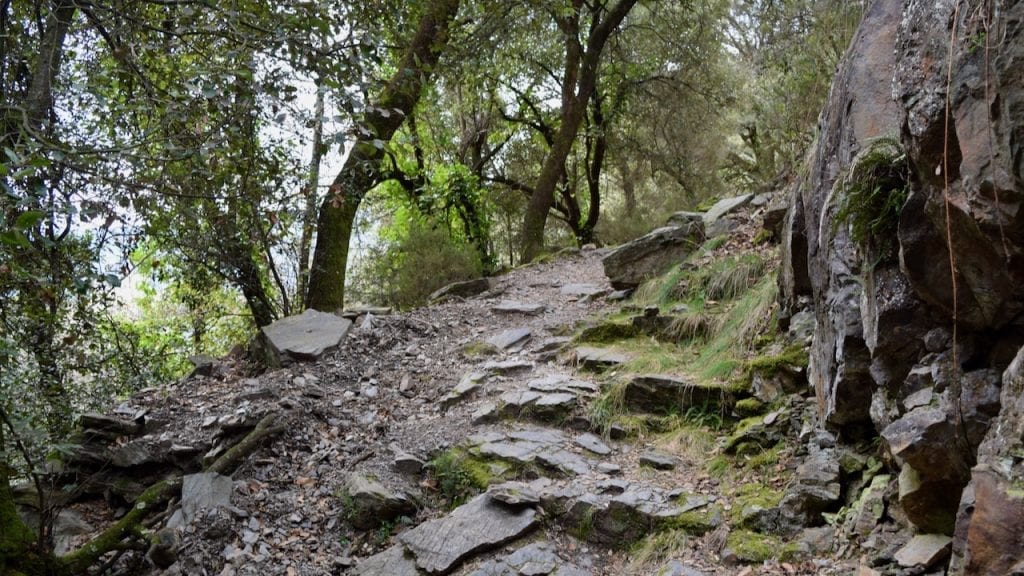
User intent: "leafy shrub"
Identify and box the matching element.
[348,216,484,310]
[833,137,909,262]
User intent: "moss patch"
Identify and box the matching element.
[725,529,800,563]
[461,341,499,357]
[577,321,640,343]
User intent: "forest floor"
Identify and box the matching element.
[61,214,865,575]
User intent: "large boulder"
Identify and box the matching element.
[601,223,704,289]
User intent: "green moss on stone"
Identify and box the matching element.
[734,397,765,417]
[725,529,799,563]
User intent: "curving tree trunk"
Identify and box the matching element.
[305,0,461,311]
[520,0,638,262]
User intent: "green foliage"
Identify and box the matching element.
[426,449,494,509]
[349,213,484,310]
[833,137,909,262]
[725,529,800,563]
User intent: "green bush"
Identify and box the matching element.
[349,217,484,310]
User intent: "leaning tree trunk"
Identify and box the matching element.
[305,0,461,311]
[520,0,637,262]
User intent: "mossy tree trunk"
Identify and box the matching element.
[305,0,462,312]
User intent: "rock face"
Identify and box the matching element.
[256,309,352,367]
[779,0,1024,568]
[601,223,704,289]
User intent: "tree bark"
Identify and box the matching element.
[297,84,325,303]
[520,0,638,261]
[305,0,461,311]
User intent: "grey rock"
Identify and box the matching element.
[763,201,788,241]
[429,277,491,302]
[598,462,622,476]
[110,442,161,468]
[846,474,890,537]
[188,354,218,378]
[179,473,233,525]
[639,450,677,470]
[528,374,598,395]
[483,360,534,376]
[492,301,547,315]
[498,389,544,411]
[624,374,731,413]
[702,194,753,226]
[53,509,94,556]
[393,452,425,476]
[657,560,708,576]
[573,347,632,370]
[601,224,704,289]
[351,544,421,576]
[665,211,703,227]
[606,289,633,301]
[574,433,611,455]
[487,328,533,352]
[78,412,142,436]
[398,494,538,574]
[468,541,586,576]
[560,283,609,298]
[472,402,499,425]
[894,534,952,568]
[487,481,541,506]
[443,371,488,407]
[344,472,416,530]
[257,309,352,367]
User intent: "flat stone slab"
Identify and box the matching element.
[703,194,753,225]
[483,360,534,376]
[560,283,609,297]
[475,429,591,476]
[467,541,588,576]
[258,309,352,367]
[575,433,612,455]
[442,371,488,407]
[639,450,678,470]
[492,301,547,315]
[528,374,599,395]
[487,328,532,351]
[398,494,538,574]
[429,277,491,302]
[487,481,541,506]
[574,347,632,370]
[351,543,420,576]
[894,534,953,568]
[178,472,233,525]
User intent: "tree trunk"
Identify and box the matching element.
[306,0,461,311]
[296,84,325,304]
[520,0,638,262]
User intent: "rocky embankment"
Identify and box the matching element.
[780,0,1024,573]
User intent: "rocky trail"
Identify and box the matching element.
[39,229,839,576]
[29,187,912,576]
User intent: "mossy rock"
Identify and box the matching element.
[660,503,722,536]
[577,321,640,343]
[734,397,766,417]
[724,414,786,455]
[462,341,500,357]
[724,529,800,563]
